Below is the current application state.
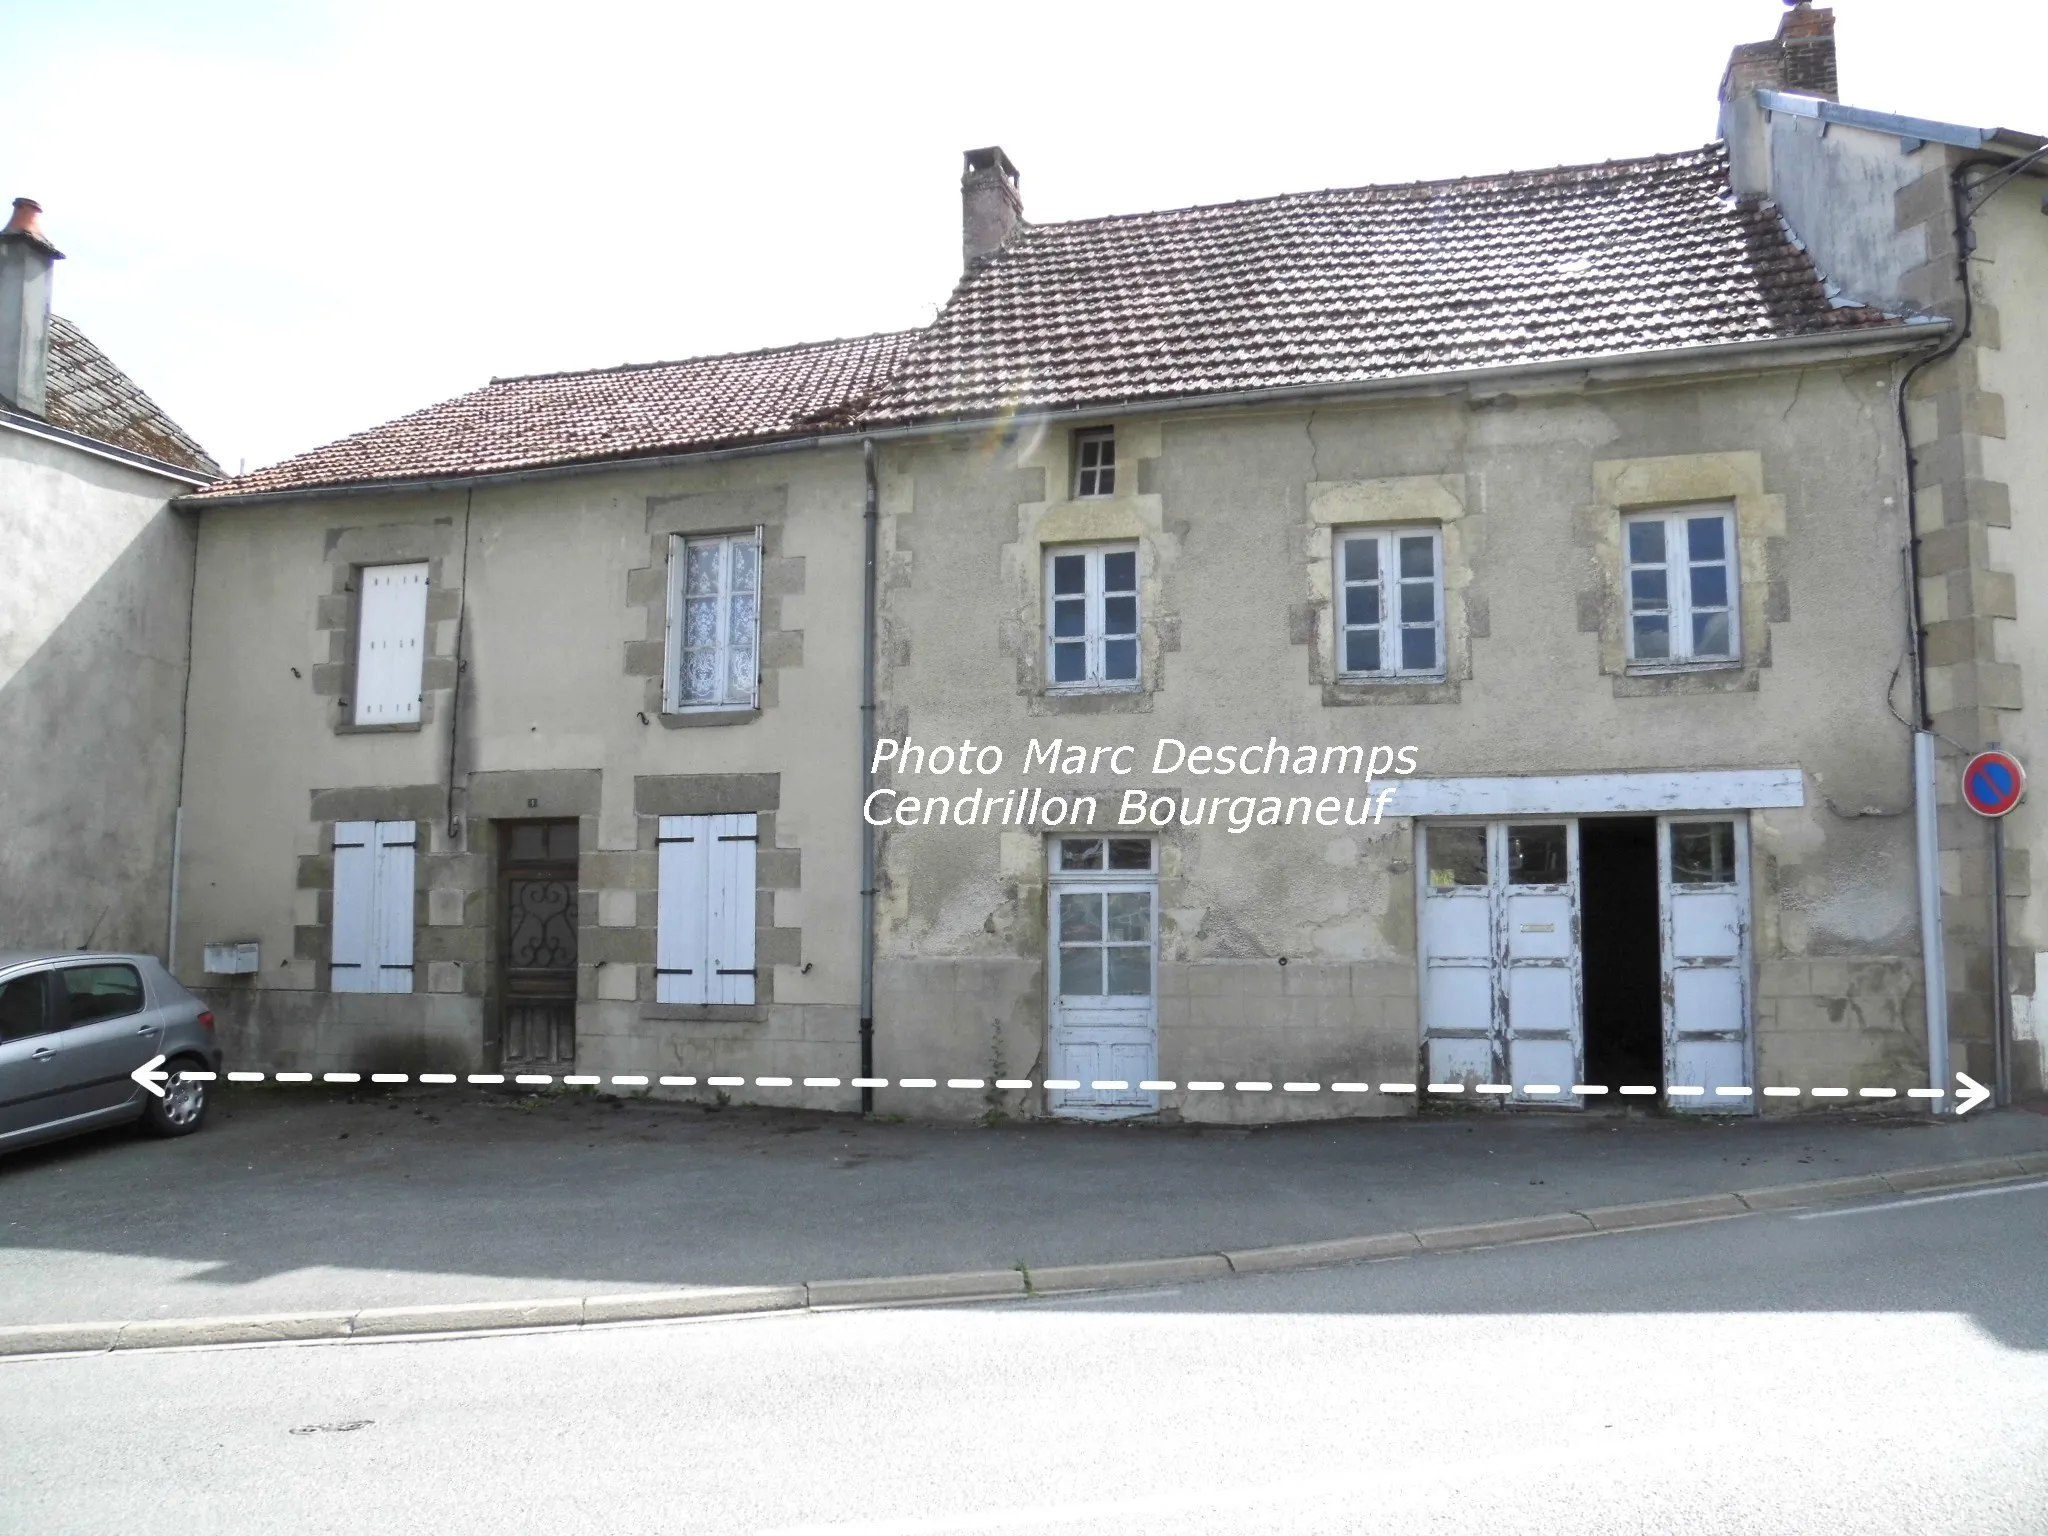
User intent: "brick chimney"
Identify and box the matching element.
[0,198,63,416]
[961,147,1023,270]
[1720,2,1838,106]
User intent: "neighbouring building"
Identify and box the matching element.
[173,335,910,1096]
[0,198,219,955]
[171,4,2045,1117]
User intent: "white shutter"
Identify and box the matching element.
[662,535,686,713]
[331,821,376,993]
[656,816,709,1004]
[708,813,758,1004]
[373,821,417,993]
[355,563,430,725]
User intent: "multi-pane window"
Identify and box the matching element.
[1072,428,1116,498]
[1046,544,1139,689]
[666,532,761,710]
[1338,528,1443,678]
[1625,509,1738,664]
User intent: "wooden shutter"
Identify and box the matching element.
[331,821,376,992]
[372,821,417,993]
[656,813,757,1004]
[355,562,430,725]
[709,813,758,1004]
[656,816,709,1004]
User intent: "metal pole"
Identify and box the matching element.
[1913,732,1950,1113]
[1991,811,2013,1108]
[858,440,879,1116]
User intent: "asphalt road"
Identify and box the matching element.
[7,1178,2045,1534]
[8,1086,2048,1324]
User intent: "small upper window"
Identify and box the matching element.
[1057,837,1153,873]
[1338,528,1443,679]
[666,532,762,710]
[1046,543,1139,690]
[1072,428,1116,499]
[1624,508,1737,665]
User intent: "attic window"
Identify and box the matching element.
[1072,428,1116,499]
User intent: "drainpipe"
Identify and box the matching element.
[858,439,879,1114]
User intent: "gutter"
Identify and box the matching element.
[0,408,214,486]
[178,324,1944,510]
[858,439,880,1115]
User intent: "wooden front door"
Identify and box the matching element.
[499,820,579,1070]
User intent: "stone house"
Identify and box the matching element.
[1,198,220,956]
[172,4,2046,1118]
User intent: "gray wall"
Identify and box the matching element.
[0,427,196,953]
[871,354,1930,1120]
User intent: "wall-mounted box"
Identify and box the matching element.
[203,941,260,975]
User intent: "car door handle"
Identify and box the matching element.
[138,1023,157,1034]
[32,1046,55,1060]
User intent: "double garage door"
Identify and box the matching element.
[1418,816,1751,1109]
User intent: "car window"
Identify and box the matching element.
[0,971,55,1042]
[58,964,145,1026]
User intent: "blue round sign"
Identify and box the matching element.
[1962,750,2026,818]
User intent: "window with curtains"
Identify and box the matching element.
[665,531,762,710]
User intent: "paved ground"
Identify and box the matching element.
[6,1175,2045,1534]
[5,1084,2048,1325]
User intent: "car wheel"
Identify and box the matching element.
[143,1058,210,1137]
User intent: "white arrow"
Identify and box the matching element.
[1953,1072,1991,1116]
[132,1053,169,1099]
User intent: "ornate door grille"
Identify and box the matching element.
[499,821,579,1070]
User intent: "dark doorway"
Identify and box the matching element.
[498,820,580,1070]
[1579,817,1663,1092]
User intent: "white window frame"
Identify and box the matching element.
[655,814,759,1005]
[664,529,763,712]
[1336,526,1445,680]
[1623,506,1739,667]
[352,562,430,726]
[1072,427,1116,499]
[1044,542,1141,692]
[331,820,415,994]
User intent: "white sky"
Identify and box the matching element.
[3,0,2042,473]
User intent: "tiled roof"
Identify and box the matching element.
[191,330,918,499]
[45,315,220,477]
[853,144,1902,426]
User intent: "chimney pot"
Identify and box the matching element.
[1,195,63,415]
[961,146,1023,271]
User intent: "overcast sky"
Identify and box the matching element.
[4,0,2042,474]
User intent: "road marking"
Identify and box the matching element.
[1794,1178,2048,1220]
[135,1066,1990,1113]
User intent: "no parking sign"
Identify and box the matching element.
[1961,750,2026,818]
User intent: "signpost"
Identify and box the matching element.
[1960,749,2024,1111]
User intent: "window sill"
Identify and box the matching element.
[333,717,424,735]
[1029,688,1153,716]
[1613,664,1757,699]
[1321,677,1459,707]
[639,1003,767,1023]
[1623,659,1740,675]
[657,706,762,730]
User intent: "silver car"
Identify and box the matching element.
[0,951,223,1154]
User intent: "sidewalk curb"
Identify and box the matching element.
[6,1152,2044,1361]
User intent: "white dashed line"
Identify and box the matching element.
[177,1067,1965,1109]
